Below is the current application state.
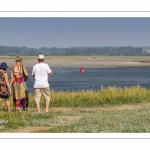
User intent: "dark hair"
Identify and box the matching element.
[0,68,6,71]
[38,59,44,62]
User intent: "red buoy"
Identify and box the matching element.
[79,67,84,73]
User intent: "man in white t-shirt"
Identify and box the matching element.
[32,55,53,112]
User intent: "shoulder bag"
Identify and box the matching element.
[22,65,28,81]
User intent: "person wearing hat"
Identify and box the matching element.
[0,62,11,112]
[10,55,29,111]
[32,54,53,112]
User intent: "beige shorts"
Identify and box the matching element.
[34,86,50,103]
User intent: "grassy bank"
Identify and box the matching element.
[0,85,149,109]
[0,85,150,133]
[31,85,150,107]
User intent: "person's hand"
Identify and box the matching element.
[49,72,53,76]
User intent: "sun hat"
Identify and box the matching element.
[38,55,44,60]
[0,62,9,68]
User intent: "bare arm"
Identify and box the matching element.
[3,73,11,90]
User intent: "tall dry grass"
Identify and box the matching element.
[0,85,149,109]
[33,85,150,107]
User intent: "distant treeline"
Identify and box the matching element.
[0,46,150,56]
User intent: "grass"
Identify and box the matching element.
[0,85,150,133]
[38,107,150,133]
[42,85,150,107]
[0,105,150,133]
[1,85,149,108]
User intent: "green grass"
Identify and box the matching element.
[0,106,150,133]
[38,107,150,133]
[0,85,150,133]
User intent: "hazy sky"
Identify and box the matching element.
[0,17,150,48]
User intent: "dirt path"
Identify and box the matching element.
[50,102,150,112]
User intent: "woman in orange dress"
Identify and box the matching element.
[10,55,29,111]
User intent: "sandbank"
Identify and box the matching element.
[1,57,150,68]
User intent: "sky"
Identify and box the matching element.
[0,17,150,48]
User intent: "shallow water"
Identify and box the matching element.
[6,67,150,93]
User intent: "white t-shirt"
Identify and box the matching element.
[32,63,52,88]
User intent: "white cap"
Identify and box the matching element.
[38,55,44,60]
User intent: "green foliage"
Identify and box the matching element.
[0,46,149,56]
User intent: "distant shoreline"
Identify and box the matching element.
[1,56,150,68]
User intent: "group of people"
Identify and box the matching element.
[0,54,53,112]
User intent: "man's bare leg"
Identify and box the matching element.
[45,101,49,112]
[36,102,40,112]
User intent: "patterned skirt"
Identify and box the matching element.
[13,73,29,110]
[0,84,9,99]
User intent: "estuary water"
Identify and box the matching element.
[9,67,150,93]
[8,67,150,93]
